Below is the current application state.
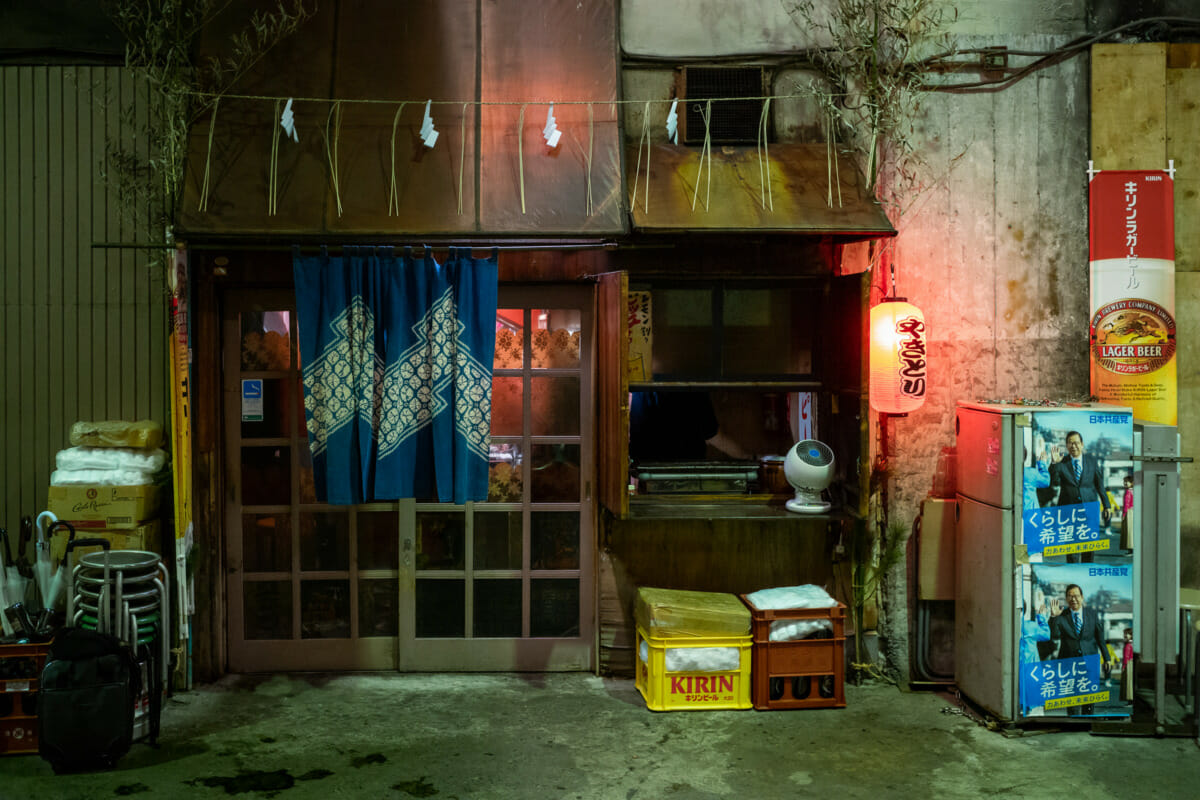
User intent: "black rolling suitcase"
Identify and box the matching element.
[38,626,140,772]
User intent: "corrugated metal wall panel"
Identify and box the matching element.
[0,65,168,548]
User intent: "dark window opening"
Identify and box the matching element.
[682,66,768,145]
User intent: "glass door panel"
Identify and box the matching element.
[399,288,595,671]
[224,290,396,671]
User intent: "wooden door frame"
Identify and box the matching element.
[205,279,598,673]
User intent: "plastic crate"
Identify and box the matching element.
[634,625,752,711]
[0,641,51,755]
[739,597,847,710]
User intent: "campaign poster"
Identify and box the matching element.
[1088,169,1176,425]
[1018,561,1134,719]
[1020,409,1134,559]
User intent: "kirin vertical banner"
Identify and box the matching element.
[1088,169,1177,425]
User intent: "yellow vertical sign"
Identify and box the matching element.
[169,249,192,543]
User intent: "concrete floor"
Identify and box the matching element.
[3,674,1200,799]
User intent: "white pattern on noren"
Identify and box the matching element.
[302,295,381,457]
[376,288,492,461]
[303,289,492,463]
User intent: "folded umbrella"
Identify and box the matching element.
[33,510,57,612]
[0,537,14,637]
[17,517,34,580]
[44,520,76,612]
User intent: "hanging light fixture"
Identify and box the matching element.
[869,297,927,415]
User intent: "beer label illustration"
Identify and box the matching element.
[1091,298,1176,375]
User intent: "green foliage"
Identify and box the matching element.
[102,0,314,238]
[846,516,908,680]
[782,0,957,219]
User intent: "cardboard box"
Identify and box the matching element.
[46,484,161,529]
[50,520,161,565]
[634,587,751,639]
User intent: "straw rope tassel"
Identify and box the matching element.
[757,98,773,211]
[325,101,344,217]
[518,104,527,214]
[691,101,712,212]
[388,102,407,216]
[832,108,842,208]
[198,97,220,212]
[585,103,595,217]
[269,99,281,215]
[459,103,468,215]
[630,101,651,214]
[825,112,833,208]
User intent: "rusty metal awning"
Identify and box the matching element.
[626,142,895,240]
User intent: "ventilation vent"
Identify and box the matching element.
[681,66,766,145]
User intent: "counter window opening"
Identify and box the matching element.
[623,279,863,510]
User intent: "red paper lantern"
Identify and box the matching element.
[869,298,927,414]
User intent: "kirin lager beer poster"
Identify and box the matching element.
[1088,169,1176,425]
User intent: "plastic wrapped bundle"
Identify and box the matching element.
[640,641,741,672]
[744,584,838,642]
[768,618,832,642]
[69,420,164,449]
[634,587,750,638]
[50,468,157,487]
[56,447,168,473]
[744,584,837,611]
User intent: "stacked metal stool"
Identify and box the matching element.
[66,547,169,743]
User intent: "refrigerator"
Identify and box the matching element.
[955,401,1155,722]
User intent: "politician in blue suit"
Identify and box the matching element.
[1049,430,1111,563]
[1049,584,1107,659]
[1049,583,1110,715]
[1049,431,1110,513]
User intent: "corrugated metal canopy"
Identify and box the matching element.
[626,143,895,240]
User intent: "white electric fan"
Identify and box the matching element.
[783,439,835,513]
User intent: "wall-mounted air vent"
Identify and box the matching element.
[680,66,767,145]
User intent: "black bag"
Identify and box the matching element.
[38,627,140,772]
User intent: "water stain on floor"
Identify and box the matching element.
[392,776,439,797]
[186,767,332,796]
[351,752,387,767]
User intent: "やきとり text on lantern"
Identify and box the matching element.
[869,299,927,414]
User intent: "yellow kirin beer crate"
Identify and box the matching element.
[635,626,752,712]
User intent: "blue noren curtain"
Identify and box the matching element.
[293,246,498,504]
